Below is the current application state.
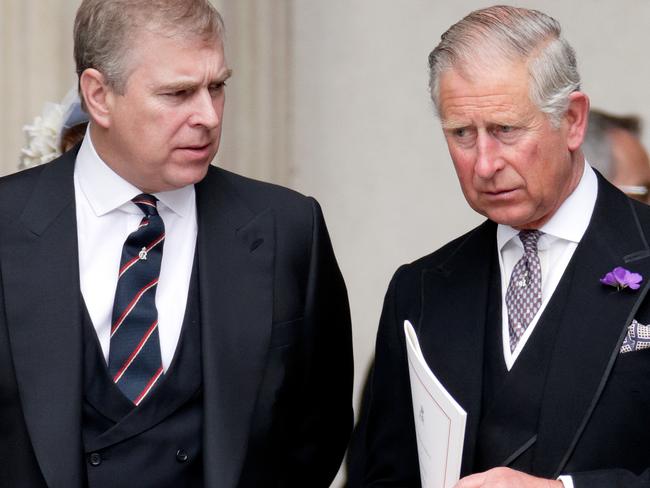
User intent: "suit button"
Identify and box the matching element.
[89,452,102,466]
[176,449,189,463]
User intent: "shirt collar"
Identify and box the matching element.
[74,127,195,217]
[497,161,598,251]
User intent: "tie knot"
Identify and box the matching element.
[519,229,542,254]
[132,194,159,217]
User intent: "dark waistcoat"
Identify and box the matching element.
[81,265,203,488]
[473,257,573,474]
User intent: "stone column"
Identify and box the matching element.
[216,0,294,185]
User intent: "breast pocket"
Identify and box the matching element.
[573,348,650,471]
[611,347,650,392]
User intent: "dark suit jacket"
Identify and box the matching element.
[353,174,650,488]
[0,149,353,487]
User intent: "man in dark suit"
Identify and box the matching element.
[0,1,352,487]
[352,6,650,488]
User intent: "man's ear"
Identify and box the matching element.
[79,68,114,129]
[564,91,590,151]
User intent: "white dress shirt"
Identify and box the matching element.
[497,162,597,370]
[74,130,198,371]
[497,162,598,488]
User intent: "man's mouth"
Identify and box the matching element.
[181,143,211,150]
[483,188,519,198]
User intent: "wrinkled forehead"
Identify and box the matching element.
[436,60,540,129]
[453,44,531,81]
[120,27,225,81]
[439,57,532,99]
[134,15,223,46]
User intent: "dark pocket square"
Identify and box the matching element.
[620,319,650,354]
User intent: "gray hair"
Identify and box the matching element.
[583,110,642,178]
[428,5,580,127]
[74,0,225,96]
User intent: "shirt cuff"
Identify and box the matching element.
[558,475,574,488]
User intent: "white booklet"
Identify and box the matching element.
[404,320,467,488]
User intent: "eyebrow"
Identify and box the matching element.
[441,115,529,131]
[158,68,233,92]
[219,68,234,83]
[440,119,468,130]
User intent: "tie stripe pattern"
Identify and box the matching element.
[506,230,542,352]
[108,194,165,405]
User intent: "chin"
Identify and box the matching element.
[160,165,210,191]
[485,209,531,228]
[183,166,211,186]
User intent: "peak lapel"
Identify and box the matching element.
[418,221,497,475]
[535,179,650,477]
[2,154,85,487]
[196,169,275,487]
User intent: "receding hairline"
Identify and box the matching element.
[109,11,226,75]
[438,32,557,94]
[427,5,580,128]
[74,0,225,93]
[431,24,558,95]
[123,25,226,75]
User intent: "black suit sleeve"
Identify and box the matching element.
[349,267,422,487]
[0,259,49,487]
[570,468,650,488]
[281,198,354,487]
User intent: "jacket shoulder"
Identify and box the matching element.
[208,166,315,215]
[0,164,47,195]
[0,164,50,222]
[212,166,310,203]
[392,220,495,287]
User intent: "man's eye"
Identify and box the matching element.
[209,82,226,95]
[454,128,468,137]
[495,125,519,135]
[166,90,188,98]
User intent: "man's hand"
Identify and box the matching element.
[454,467,564,488]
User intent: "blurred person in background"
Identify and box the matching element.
[583,109,650,204]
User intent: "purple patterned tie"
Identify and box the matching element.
[506,230,542,352]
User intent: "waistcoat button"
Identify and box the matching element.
[176,449,189,463]
[89,452,102,466]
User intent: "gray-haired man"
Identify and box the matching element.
[353,6,650,488]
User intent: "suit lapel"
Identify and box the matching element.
[418,221,496,475]
[2,154,85,487]
[196,168,275,487]
[535,177,650,477]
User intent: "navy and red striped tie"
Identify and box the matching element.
[108,194,165,405]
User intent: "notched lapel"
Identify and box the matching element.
[535,179,650,477]
[2,155,84,488]
[196,169,275,488]
[418,221,496,475]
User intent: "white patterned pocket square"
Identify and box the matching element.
[620,319,650,354]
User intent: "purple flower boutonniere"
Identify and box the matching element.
[600,266,643,291]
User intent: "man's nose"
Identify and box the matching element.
[474,134,504,178]
[190,90,221,129]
